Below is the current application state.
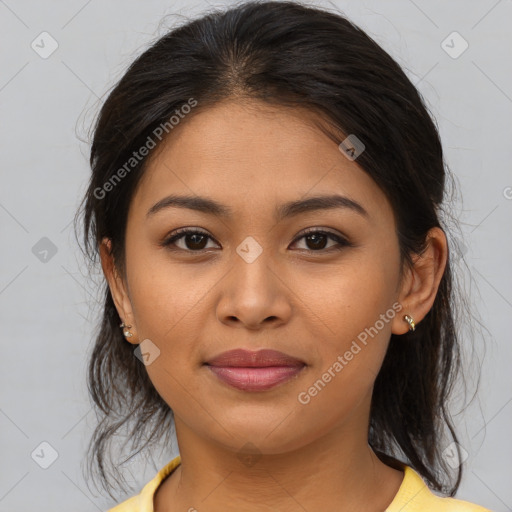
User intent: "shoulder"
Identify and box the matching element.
[105,455,182,512]
[419,489,493,512]
[436,496,493,512]
[387,465,492,512]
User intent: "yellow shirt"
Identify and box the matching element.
[107,455,492,512]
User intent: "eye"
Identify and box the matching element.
[161,227,352,253]
[290,228,352,252]
[161,228,219,251]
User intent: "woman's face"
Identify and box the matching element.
[106,99,414,455]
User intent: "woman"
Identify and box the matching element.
[75,1,492,510]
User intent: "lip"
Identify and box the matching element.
[204,349,306,392]
[206,348,305,367]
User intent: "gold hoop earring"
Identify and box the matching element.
[120,322,133,338]
[404,315,416,332]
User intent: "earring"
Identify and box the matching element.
[119,322,133,338]
[404,314,416,332]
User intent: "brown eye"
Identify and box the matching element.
[161,227,352,254]
[291,229,352,252]
[162,228,219,251]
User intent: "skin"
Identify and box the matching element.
[100,98,448,512]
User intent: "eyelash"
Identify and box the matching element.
[160,227,353,254]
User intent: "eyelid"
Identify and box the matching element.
[291,227,353,251]
[161,227,219,248]
[160,226,352,252]
[296,226,347,239]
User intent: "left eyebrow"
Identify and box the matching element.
[276,194,369,220]
[146,193,369,220]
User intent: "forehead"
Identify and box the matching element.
[131,99,393,224]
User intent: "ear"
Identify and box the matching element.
[392,227,448,335]
[99,237,139,344]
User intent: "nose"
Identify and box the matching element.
[215,248,292,330]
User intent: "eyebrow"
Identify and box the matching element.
[146,193,369,221]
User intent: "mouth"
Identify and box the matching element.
[204,348,306,392]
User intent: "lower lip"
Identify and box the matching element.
[206,365,305,391]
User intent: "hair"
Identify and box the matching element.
[74,0,483,501]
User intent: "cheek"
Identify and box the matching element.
[287,257,398,411]
[123,258,200,391]
[128,266,206,413]
[290,254,397,347]
[293,291,394,432]
[126,241,210,339]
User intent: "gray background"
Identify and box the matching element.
[1,0,511,510]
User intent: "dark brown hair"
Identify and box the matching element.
[74,0,482,500]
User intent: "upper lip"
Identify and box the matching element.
[205,349,305,367]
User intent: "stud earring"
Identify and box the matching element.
[404,314,416,332]
[119,322,133,338]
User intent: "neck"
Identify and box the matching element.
[154,404,404,511]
